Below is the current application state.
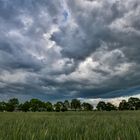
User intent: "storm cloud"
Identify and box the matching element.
[0,0,140,101]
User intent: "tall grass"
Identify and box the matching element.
[0,111,140,140]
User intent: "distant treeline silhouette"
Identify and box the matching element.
[0,97,140,112]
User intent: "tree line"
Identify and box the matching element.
[97,97,140,111]
[0,97,140,112]
[0,98,93,112]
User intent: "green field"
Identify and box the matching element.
[0,111,140,140]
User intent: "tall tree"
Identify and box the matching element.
[20,101,30,112]
[71,99,81,111]
[6,98,19,111]
[119,100,129,110]
[96,101,106,111]
[54,101,66,112]
[45,102,53,111]
[64,100,70,110]
[0,102,6,112]
[106,102,117,111]
[128,97,140,110]
[82,102,93,111]
[29,99,45,112]
[54,102,61,112]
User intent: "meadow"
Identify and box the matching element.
[0,111,140,140]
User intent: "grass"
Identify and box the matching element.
[0,111,140,140]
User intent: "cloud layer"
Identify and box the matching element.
[0,0,140,101]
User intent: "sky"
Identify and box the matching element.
[0,0,140,104]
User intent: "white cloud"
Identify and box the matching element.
[0,70,28,84]
[79,94,140,108]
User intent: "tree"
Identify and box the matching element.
[45,102,53,111]
[55,106,60,112]
[82,102,93,111]
[29,99,45,112]
[71,99,81,111]
[54,102,64,112]
[61,106,68,112]
[106,102,117,111]
[96,101,106,111]
[54,103,61,112]
[64,100,70,110]
[6,98,19,111]
[9,98,19,107]
[128,97,140,110]
[0,102,6,112]
[20,101,30,112]
[119,100,129,110]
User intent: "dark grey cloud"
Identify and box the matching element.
[0,0,140,101]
